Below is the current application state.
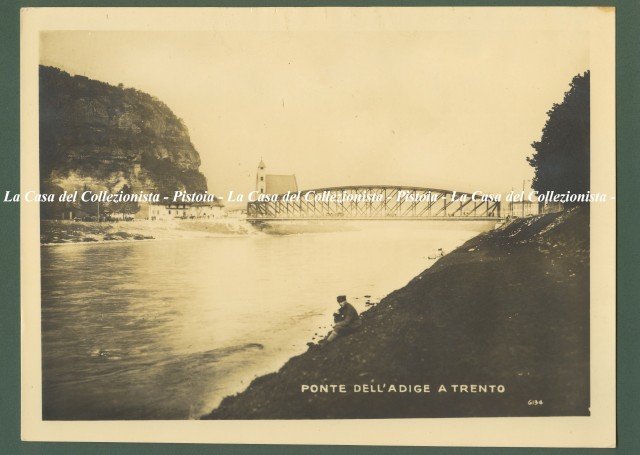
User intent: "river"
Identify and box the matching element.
[41,221,488,419]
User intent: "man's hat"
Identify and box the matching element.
[337,295,347,302]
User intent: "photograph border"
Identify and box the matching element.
[21,5,615,445]
[1,0,637,453]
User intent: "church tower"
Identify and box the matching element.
[256,159,267,194]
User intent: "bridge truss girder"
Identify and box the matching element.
[246,186,501,221]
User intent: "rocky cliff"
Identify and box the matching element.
[39,65,207,196]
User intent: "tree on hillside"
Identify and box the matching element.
[39,182,71,220]
[527,71,590,195]
[78,184,99,218]
[110,184,140,220]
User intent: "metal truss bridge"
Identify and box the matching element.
[246,186,502,222]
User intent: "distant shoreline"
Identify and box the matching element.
[39,218,254,245]
[40,218,497,245]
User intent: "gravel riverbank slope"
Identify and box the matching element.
[204,207,589,419]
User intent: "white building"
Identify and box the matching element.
[148,201,225,221]
[256,159,298,195]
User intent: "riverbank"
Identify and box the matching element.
[40,218,253,245]
[203,206,589,419]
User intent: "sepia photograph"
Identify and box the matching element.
[19,6,616,447]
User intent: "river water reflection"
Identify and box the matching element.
[41,222,487,419]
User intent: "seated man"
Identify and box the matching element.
[327,295,362,342]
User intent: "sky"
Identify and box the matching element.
[40,12,589,197]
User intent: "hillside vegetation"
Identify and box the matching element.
[39,65,207,197]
